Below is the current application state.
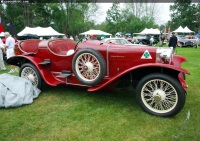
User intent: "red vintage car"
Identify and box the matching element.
[6,38,190,117]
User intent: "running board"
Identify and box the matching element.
[56,70,71,78]
[39,59,51,65]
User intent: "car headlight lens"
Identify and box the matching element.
[156,47,173,64]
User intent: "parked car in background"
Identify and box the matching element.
[101,37,132,45]
[185,35,200,46]
[135,35,159,45]
[6,38,190,117]
[177,36,194,47]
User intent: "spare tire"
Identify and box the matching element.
[72,48,106,86]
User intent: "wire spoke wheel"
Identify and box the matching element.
[136,73,186,117]
[141,79,178,113]
[21,67,39,86]
[75,53,100,81]
[20,63,42,89]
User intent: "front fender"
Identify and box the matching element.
[172,55,187,67]
[88,63,190,92]
[6,55,63,86]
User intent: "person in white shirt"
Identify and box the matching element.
[4,32,18,73]
[0,38,6,71]
[150,36,154,46]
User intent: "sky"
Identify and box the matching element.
[95,3,173,25]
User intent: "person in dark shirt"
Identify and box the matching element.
[168,32,177,54]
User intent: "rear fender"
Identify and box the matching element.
[88,63,190,92]
[6,55,63,86]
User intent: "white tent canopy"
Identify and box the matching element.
[17,26,64,36]
[173,26,194,33]
[173,26,184,33]
[138,28,160,35]
[80,30,112,36]
[183,26,194,33]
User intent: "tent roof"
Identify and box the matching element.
[17,26,64,36]
[183,26,194,33]
[79,30,112,36]
[173,26,184,33]
[173,26,194,33]
[138,28,160,35]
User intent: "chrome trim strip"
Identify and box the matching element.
[106,45,111,77]
[66,82,91,87]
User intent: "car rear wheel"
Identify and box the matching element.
[72,48,106,86]
[136,73,186,117]
[20,63,42,89]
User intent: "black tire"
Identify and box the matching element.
[136,73,186,117]
[20,63,42,89]
[72,48,106,86]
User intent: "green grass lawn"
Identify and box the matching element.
[0,46,200,141]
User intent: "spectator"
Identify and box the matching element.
[168,32,178,54]
[4,32,18,73]
[150,36,154,46]
[63,34,67,39]
[196,33,200,49]
[70,35,74,40]
[83,35,88,41]
[160,34,165,47]
[75,35,79,43]
[0,38,6,71]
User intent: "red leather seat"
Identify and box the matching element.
[19,40,40,54]
[48,39,76,56]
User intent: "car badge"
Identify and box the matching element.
[141,50,152,59]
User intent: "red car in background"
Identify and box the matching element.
[6,38,190,117]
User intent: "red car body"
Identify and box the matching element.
[7,38,190,117]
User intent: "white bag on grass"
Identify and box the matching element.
[0,73,41,108]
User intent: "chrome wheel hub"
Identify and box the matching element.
[27,74,35,82]
[153,89,166,103]
[85,62,94,72]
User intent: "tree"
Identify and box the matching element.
[1,2,99,38]
[58,2,98,36]
[194,3,200,33]
[105,3,122,35]
[103,3,158,36]
[169,0,197,32]
[122,2,159,22]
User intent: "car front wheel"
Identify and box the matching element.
[20,63,42,89]
[136,73,186,117]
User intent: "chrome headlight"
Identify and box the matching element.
[156,47,173,64]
